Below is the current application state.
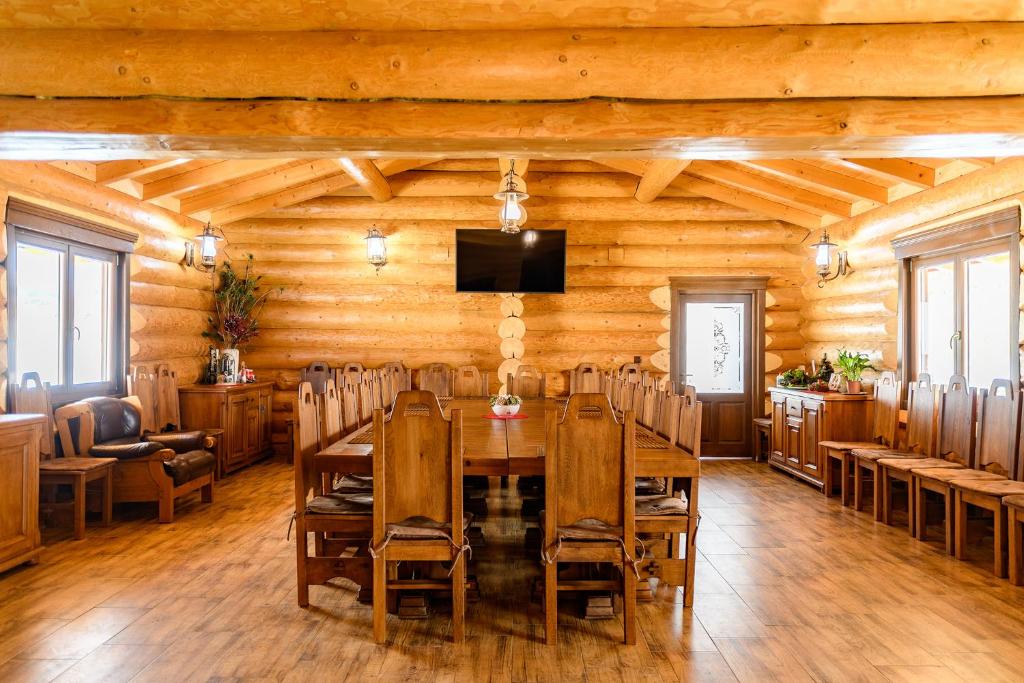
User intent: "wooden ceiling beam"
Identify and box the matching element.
[669,174,831,229]
[140,159,286,200]
[741,159,892,204]
[92,159,189,184]
[634,159,691,202]
[338,158,392,202]
[3,25,1023,101]
[688,161,857,217]
[840,158,940,187]
[1,2,1019,30]
[180,160,343,215]
[4,97,1024,160]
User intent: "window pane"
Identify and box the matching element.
[965,250,1012,389]
[916,261,956,382]
[685,302,745,393]
[15,242,65,385]
[72,253,113,384]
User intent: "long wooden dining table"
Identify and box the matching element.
[315,397,701,481]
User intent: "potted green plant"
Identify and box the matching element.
[489,393,522,416]
[203,255,280,383]
[834,349,876,394]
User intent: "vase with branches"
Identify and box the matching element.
[203,255,279,381]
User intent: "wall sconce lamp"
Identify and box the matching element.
[496,160,529,234]
[811,228,851,288]
[365,226,388,273]
[184,223,224,271]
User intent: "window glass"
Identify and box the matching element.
[916,260,956,383]
[14,242,65,385]
[965,250,1011,388]
[684,301,745,393]
[72,253,113,384]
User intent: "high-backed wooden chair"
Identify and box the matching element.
[851,375,938,522]
[638,385,658,429]
[293,382,372,607]
[12,372,56,458]
[653,391,681,444]
[154,364,181,432]
[127,366,160,434]
[619,363,642,385]
[509,365,545,399]
[453,365,488,398]
[820,371,901,505]
[418,363,452,397]
[319,379,344,448]
[300,361,333,394]
[371,391,468,643]
[569,363,604,394]
[335,362,365,391]
[358,377,376,425]
[878,377,975,533]
[542,393,637,645]
[382,362,411,393]
[950,381,1024,577]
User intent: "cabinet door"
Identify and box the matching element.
[0,429,40,564]
[770,398,786,463]
[258,388,273,451]
[225,394,249,463]
[785,417,802,468]
[244,392,260,456]
[801,404,821,478]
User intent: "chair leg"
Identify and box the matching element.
[73,472,86,540]
[994,504,1007,579]
[295,519,309,607]
[853,462,864,512]
[683,519,697,608]
[840,453,851,507]
[872,466,884,522]
[451,552,466,644]
[822,454,833,498]
[623,562,637,645]
[158,485,174,524]
[954,490,967,561]
[914,478,926,541]
[1009,509,1023,587]
[373,553,387,643]
[544,560,558,645]
[101,468,113,527]
[881,469,893,526]
[943,489,955,556]
[201,478,214,503]
[907,476,916,535]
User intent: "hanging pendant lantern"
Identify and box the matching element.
[495,160,529,234]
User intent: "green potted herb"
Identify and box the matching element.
[835,349,876,394]
[488,394,522,416]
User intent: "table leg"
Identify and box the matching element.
[73,472,86,540]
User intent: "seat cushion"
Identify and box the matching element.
[852,448,921,462]
[332,473,373,493]
[879,458,963,472]
[820,441,887,452]
[385,513,473,540]
[951,479,1024,497]
[540,511,623,541]
[307,492,373,515]
[85,396,142,442]
[636,494,689,516]
[635,477,667,495]
[162,449,215,487]
[913,468,1005,484]
[90,440,164,460]
[145,430,207,454]
[1003,495,1024,511]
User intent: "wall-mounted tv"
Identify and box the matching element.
[455,229,566,294]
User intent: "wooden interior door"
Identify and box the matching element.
[677,293,753,457]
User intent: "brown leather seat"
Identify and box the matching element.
[163,450,216,488]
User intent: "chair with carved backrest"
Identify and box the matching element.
[948,380,1024,577]
[877,376,977,533]
[127,366,159,434]
[851,374,937,522]
[653,390,681,445]
[542,393,638,645]
[334,362,365,393]
[619,363,642,385]
[340,379,361,433]
[509,365,545,399]
[293,382,372,607]
[54,394,214,523]
[820,371,901,506]
[154,364,181,432]
[636,385,701,607]
[300,361,334,394]
[358,376,376,426]
[371,390,468,643]
[418,363,452,397]
[453,365,489,398]
[382,361,411,393]
[569,363,604,394]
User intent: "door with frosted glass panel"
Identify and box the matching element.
[677,294,752,457]
[912,244,1015,389]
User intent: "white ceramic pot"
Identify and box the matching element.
[506,403,521,416]
[492,404,509,416]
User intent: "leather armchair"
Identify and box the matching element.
[55,396,215,523]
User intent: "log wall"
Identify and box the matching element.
[222,189,810,435]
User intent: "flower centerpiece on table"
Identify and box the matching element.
[489,393,522,416]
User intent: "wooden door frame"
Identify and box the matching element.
[669,276,767,455]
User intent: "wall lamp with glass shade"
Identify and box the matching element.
[811,228,851,287]
[365,226,388,273]
[496,160,529,234]
[184,222,224,271]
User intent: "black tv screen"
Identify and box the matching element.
[455,229,566,293]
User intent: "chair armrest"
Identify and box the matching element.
[89,441,166,460]
[145,430,207,453]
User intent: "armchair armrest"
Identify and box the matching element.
[90,441,167,460]
[145,430,208,454]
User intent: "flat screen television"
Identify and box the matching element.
[455,229,566,293]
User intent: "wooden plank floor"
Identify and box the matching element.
[2,458,1024,682]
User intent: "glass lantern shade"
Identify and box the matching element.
[365,227,387,270]
[498,194,528,233]
[194,224,223,268]
[811,232,838,275]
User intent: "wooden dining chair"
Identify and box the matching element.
[509,365,545,399]
[569,363,604,394]
[1005,495,1024,585]
[335,362,365,391]
[418,362,452,397]
[453,365,488,397]
[950,381,1024,577]
[319,378,344,448]
[382,362,411,392]
[126,366,159,434]
[851,375,937,522]
[358,377,376,425]
[293,382,372,607]
[300,361,333,394]
[371,391,468,643]
[653,391,681,444]
[878,377,975,533]
[819,371,901,505]
[340,379,361,432]
[542,393,637,645]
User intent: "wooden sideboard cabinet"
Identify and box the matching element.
[768,387,873,487]
[0,414,45,574]
[178,382,275,476]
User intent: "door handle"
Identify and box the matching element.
[949,330,962,349]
